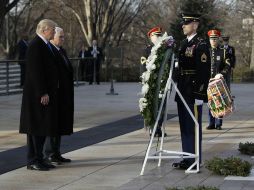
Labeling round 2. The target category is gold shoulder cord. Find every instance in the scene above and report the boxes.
[140,56,147,65]
[224,49,230,66]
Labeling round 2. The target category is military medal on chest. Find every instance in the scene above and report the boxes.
[185,45,195,57]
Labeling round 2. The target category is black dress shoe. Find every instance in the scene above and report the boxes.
[172,160,188,169]
[216,125,222,130]
[172,160,195,170]
[45,157,61,165]
[27,163,49,171]
[50,155,71,163]
[206,125,216,130]
[42,161,56,168]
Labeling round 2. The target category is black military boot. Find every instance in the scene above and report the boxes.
[206,124,216,130]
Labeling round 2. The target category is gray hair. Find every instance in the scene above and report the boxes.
[36,19,57,34]
[54,27,64,35]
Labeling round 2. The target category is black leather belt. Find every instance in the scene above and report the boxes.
[180,69,196,75]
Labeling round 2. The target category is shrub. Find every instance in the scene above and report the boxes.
[239,142,254,156]
[205,156,252,176]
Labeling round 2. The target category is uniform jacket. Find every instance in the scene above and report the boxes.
[223,45,236,68]
[19,35,59,136]
[51,45,74,135]
[210,47,231,78]
[175,35,211,103]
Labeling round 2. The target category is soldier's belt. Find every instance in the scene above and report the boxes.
[180,70,196,75]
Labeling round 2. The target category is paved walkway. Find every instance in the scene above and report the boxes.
[0,82,253,190]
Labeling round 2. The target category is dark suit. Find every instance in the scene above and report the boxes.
[18,39,28,86]
[19,35,59,165]
[45,45,74,158]
[88,46,103,84]
[78,50,90,81]
[175,35,210,165]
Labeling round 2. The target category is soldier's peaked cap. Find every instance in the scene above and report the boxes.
[221,35,230,41]
[147,27,162,38]
[208,29,221,38]
[181,13,201,25]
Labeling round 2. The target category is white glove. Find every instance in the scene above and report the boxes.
[174,61,179,68]
[215,73,223,79]
[195,99,203,106]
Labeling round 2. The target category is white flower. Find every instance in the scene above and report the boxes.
[146,62,156,72]
[140,71,150,84]
[141,83,149,95]
[139,97,147,103]
[147,54,157,64]
[154,40,162,49]
[139,32,174,121]
[139,98,148,112]
[141,71,150,82]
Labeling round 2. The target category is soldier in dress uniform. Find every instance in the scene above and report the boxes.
[222,35,236,90]
[206,30,231,130]
[173,13,210,169]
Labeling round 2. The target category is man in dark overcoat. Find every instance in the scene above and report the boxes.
[44,27,74,163]
[19,19,59,171]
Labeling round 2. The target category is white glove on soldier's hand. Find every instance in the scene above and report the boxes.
[215,73,223,79]
[195,99,203,106]
[174,61,179,68]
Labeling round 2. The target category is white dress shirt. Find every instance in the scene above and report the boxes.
[187,33,197,42]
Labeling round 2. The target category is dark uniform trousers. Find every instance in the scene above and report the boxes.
[208,47,231,127]
[177,101,202,164]
[208,110,222,127]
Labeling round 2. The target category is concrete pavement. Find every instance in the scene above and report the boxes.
[0,82,253,190]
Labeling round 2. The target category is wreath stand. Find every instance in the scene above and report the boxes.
[140,53,200,175]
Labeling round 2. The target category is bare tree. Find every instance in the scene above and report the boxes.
[0,0,20,35]
[0,0,51,58]
[53,0,149,49]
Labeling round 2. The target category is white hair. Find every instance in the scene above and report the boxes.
[55,27,63,35]
[36,19,57,34]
